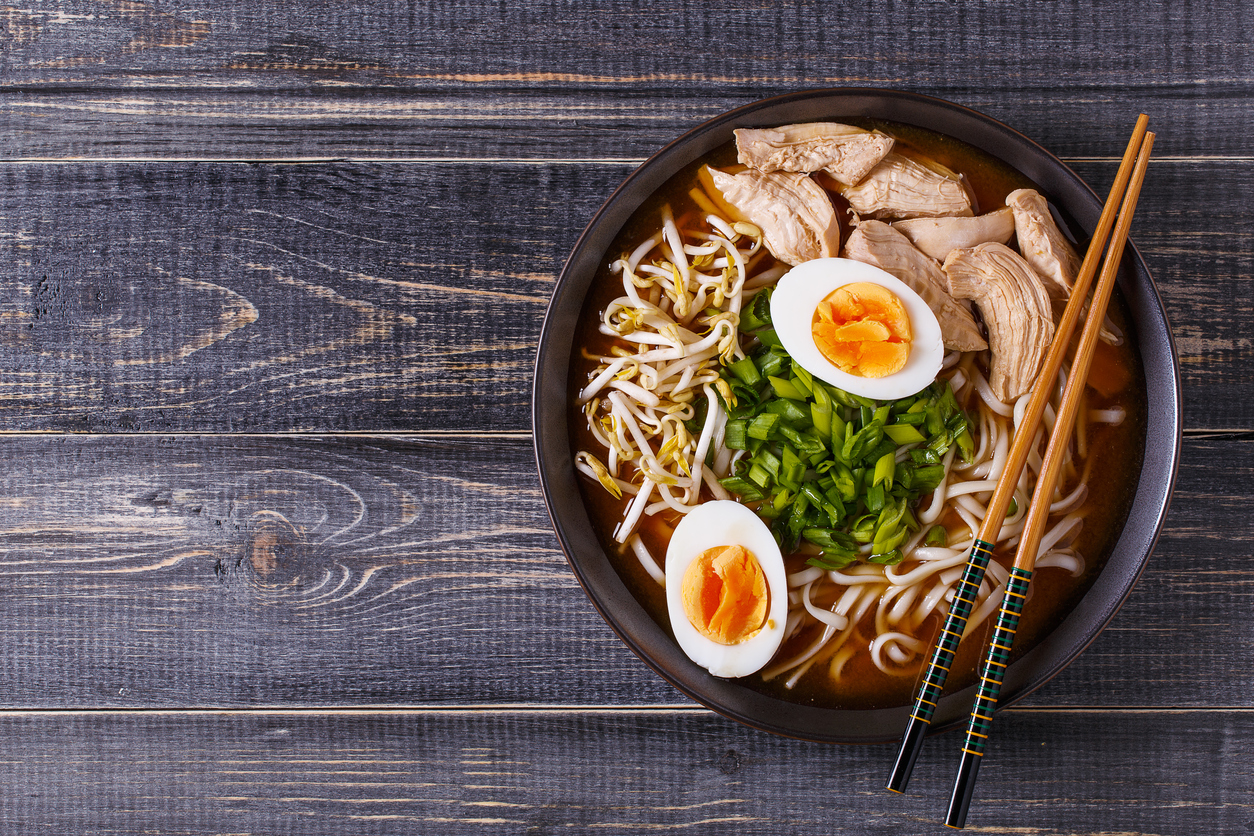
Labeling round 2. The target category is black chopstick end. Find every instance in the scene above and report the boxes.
[945,749,983,829]
[886,715,930,794]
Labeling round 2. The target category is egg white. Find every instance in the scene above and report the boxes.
[665,500,787,678]
[769,257,944,400]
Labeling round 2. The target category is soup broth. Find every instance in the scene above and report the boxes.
[568,120,1147,710]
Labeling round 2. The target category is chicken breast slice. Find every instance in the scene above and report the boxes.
[709,168,841,266]
[944,242,1055,403]
[1007,188,1081,300]
[891,207,1015,262]
[734,122,895,186]
[844,221,987,352]
[841,153,974,220]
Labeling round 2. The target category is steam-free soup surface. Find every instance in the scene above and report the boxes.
[569,119,1147,710]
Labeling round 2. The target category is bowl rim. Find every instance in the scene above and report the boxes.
[533,87,1182,744]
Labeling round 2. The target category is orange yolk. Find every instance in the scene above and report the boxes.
[811,282,912,378]
[680,544,768,645]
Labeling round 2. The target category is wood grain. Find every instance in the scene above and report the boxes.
[0,162,586,432]
[0,159,1239,431]
[0,433,1236,709]
[0,708,1247,834]
[0,0,1247,829]
[0,1,1248,162]
[2,0,1249,99]
[0,90,1242,162]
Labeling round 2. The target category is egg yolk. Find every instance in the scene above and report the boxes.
[680,544,768,645]
[811,282,912,378]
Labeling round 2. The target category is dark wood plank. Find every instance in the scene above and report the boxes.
[20,0,1232,88]
[0,433,1238,709]
[0,708,1248,834]
[0,161,591,432]
[0,1,1246,159]
[0,160,1240,431]
[7,0,1246,85]
[0,89,1239,162]
[0,433,673,707]
[2,1,1242,830]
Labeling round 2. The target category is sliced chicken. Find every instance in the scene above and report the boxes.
[734,122,895,186]
[1007,189,1081,300]
[709,168,841,266]
[1005,189,1121,344]
[891,207,1015,262]
[844,221,987,352]
[841,153,974,220]
[944,243,1054,402]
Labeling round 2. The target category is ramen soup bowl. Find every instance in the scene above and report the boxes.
[533,89,1179,743]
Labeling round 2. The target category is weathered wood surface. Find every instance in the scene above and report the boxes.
[0,709,1249,835]
[0,159,1241,431]
[0,0,1250,162]
[0,0,1248,831]
[0,92,1242,162]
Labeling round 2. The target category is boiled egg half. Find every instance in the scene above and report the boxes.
[770,258,944,400]
[665,500,787,678]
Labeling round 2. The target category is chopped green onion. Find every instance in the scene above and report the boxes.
[806,553,858,571]
[865,482,886,512]
[755,328,783,349]
[747,412,780,441]
[739,291,773,331]
[956,427,974,462]
[811,401,832,438]
[713,352,972,572]
[768,375,807,401]
[754,448,782,478]
[873,450,896,488]
[719,476,764,501]
[832,465,858,503]
[762,397,809,425]
[867,438,897,466]
[867,549,904,565]
[884,423,927,445]
[727,357,761,386]
[792,363,814,390]
[748,462,773,489]
[851,514,877,543]
[912,465,946,492]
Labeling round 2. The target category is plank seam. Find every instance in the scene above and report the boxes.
[0,706,1246,716]
[0,155,1231,165]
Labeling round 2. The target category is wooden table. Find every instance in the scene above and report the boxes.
[1,2,1245,832]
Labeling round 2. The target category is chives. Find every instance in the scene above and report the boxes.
[714,310,971,569]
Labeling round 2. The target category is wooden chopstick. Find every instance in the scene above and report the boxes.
[945,129,1156,830]
[886,114,1152,794]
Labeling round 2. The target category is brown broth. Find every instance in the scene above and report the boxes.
[567,120,1147,711]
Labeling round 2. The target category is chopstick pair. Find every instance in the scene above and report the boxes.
[884,116,1155,826]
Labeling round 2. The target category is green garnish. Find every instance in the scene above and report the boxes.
[716,295,972,570]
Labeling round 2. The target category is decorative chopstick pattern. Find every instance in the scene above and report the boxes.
[959,566,1032,758]
[909,539,994,725]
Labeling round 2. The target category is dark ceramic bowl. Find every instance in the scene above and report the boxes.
[533,89,1180,743]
